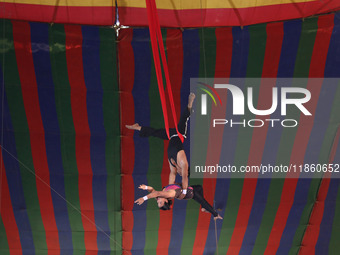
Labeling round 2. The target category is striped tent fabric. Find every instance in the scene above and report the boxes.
[119,13,340,254]
[0,0,340,27]
[1,11,340,255]
[0,20,121,255]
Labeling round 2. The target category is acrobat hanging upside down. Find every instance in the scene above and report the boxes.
[126,93,195,197]
[127,93,222,220]
[135,184,223,220]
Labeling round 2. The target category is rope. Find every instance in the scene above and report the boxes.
[214,218,219,255]
[113,0,116,27]
[145,0,184,142]
[51,0,60,25]
[212,198,220,255]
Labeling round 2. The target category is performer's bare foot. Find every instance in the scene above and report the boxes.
[125,123,141,131]
[214,214,223,220]
[202,208,223,220]
[188,93,195,110]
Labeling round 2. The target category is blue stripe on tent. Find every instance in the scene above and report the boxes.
[240,19,302,254]
[230,27,249,78]
[30,22,74,251]
[180,29,195,163]
[82,26,111,254]
[168,29,200,254]
[130,29,152,254]
[0,66,35,254]
[324,14,340,78]
[204,26,250,255]
[277,20,302,78]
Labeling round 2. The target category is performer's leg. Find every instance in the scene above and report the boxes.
[192,185,218,217]
[191,184,203,196]
[177,93,195,136]
[177,107,191,135]
[139,126,168,140]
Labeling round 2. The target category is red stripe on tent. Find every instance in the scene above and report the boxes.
[12,21,60,254]
[227,24,283,253]
[118,29,135,251]
[121,210,134,252]
[309,14,335,78]
[64,24,98,254]
[296,14,335,255]
[264,83,323,255]
[165,29,183,124]
[191,179,216,254]
[1,151,23,255]
[215,27,233,78]
[262,22,284,78]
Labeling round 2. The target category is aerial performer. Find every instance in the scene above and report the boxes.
[134,184,223,220]
[126,93,196,199]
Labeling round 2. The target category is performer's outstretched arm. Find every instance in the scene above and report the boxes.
[169,164,177,184]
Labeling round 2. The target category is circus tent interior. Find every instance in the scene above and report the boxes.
[1,0,340,254]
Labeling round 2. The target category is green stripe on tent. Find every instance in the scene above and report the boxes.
[0,19,10,255]
[2,19,46,254]
[218,23,267,254]
[0,216,10,255]
[49,24,85,255]
[99,27,122,254]
[293,17,318,78]
[247,23,267,78]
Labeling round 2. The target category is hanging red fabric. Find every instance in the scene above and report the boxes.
[145,0,184,143]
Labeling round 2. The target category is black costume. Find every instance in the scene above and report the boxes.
[139,107,191,168]
[164,184,218,217]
